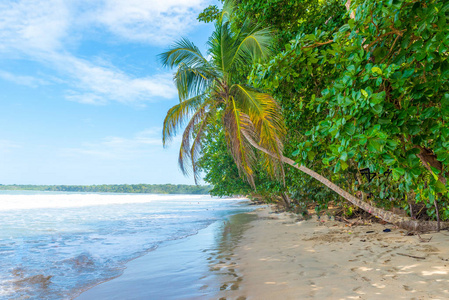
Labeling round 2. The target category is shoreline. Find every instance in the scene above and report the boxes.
[76,211,257,299]
[218,206,449,299]
[76,205,449,299]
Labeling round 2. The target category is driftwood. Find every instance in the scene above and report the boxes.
[341,217,370,227]
[397,253,426,260]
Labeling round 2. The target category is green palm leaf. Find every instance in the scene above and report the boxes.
[174,63,215,101]
[159,38,207,69]
[162,94,206,146]
[161,0,283,186]
[223,100,257,187]
[177,99,217,177]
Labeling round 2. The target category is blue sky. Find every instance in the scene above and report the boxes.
[0,0,216,185]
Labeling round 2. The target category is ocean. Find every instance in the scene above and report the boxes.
[0,191,254,299]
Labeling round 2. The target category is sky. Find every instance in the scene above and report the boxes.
[0,0,216,185]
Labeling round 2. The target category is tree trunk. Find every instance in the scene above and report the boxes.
[416,146,447,185]
[434,198,440,232]
[242,131,449,232]
[281,192,291,209]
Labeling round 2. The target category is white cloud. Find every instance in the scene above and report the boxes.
[94,0,208,44]
[0,0,70,53]
[57,54,177,105]
[0,70,48,87]
[0,0,209,104]
[60,128,165,160]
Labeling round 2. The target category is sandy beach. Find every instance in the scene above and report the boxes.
[76,205,449,299]
[217,207,449,300]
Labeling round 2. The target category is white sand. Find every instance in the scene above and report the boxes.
[217,207,449,300]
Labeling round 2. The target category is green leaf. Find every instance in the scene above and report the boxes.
[347,65,356,73]
[435,148,449,162]
[376,77,382,86]
[421,107,437,119]
[367,139,382,153]
[371,104,383,115]
[358,137,368,145]
[334,161,341,173]
[430,166,441,175]
[307,151,316,161]
[371,67,382,75]
[393,167,405,176]
[442,94,449,106]
[416,51,426,61]
[402,68,414,78]
[361,89,368,98]
[344,123,356,135]
[339,24,350,33]
[386,140,398,150]
[434,181,447,193]
[382,153,396,165]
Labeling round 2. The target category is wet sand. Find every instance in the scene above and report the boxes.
[77,206,449,299]
[218,207,449,300]
[76,213,256,299]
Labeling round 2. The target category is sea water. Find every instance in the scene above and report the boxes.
[0,191,252,299]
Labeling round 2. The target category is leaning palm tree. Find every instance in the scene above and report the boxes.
[160,0,285,187]
[161,0,447,231]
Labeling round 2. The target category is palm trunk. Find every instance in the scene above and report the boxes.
[242,131,448,232]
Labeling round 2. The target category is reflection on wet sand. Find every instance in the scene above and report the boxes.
[203,212,258,300]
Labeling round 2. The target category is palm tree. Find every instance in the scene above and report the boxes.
[160,0,285,187]
[161,0,446,231]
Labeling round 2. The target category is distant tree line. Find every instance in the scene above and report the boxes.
[0,184,212,195]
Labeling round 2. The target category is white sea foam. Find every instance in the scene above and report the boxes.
[0,193,242,211]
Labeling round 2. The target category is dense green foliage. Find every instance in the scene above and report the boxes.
[198,0,346,209]
[197,118,289,205]
[0,184,211,194]
[197,0,449,220]
[250,0,449,218]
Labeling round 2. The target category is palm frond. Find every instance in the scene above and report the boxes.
[174,63,216,101]
[218,0,235,23]
[230,24,273,68]
[177,100,217,177]
[209,5,272,76]
[190,107,217,184]
[160,0,285,186]
[223,97,257,187]
[162,94,206,146]
[159,38,208,69]
[258,116,286,182]
[208,18,235,75]
[231,85,286,181]
[231,84,265,119]
[178,106,206,176]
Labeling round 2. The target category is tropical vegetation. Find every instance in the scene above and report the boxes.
[163,0,449,231]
